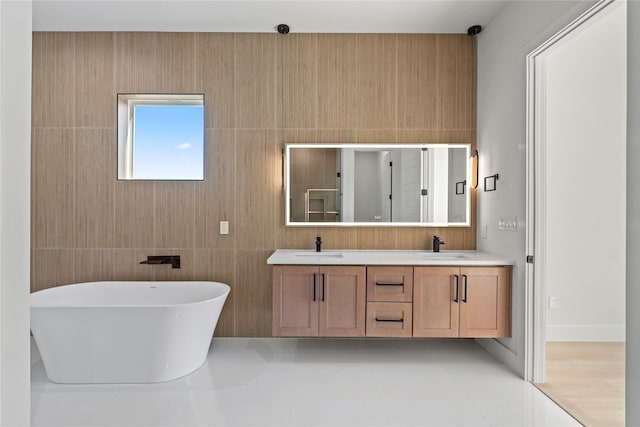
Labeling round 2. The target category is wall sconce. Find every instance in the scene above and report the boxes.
[484,174,499,192]
[281,147,285,188]
[471,149,479,189]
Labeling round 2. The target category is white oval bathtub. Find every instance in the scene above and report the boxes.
[30,281,230,384]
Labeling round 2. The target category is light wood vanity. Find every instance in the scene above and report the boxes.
[272,265,366,337]
[269,250,512,339]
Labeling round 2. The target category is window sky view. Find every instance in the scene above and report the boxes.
[133,104,204,180]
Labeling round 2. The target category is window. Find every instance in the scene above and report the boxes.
[117,94,204,180]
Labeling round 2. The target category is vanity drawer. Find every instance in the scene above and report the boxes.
[367,266,413,302]
[366,302,413,337]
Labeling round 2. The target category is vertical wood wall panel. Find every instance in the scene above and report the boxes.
[195,129,236,249]
[282,34,317,129]
[235,130,279,250]
[74,249,115,283]
[193,250,236,336]
[317,34,359,129]
[356,129,397,143]
[235,34,277,129]
[155,33,196,93]
[437,35,476,130]
[114,32,157,93]
[32,33,75,127]
[31,249,75,292]
[397,34,437,129]
[235,250,272,337]
[113,249,156,281]
[31,31,477,337]
[75,33,115,128]
[31,128,75,248]
[154,182,196,249]
[153,249,196,281]
[75,129,115,248]
[114,181,155,248]
[195,33,236,129]
[357,34,397,130]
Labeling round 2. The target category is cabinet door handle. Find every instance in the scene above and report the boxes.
[453,275,459,303]
[375,318,404,323]
[462,274,468,303]
[313,274,316,302]
[321,273,326,302]
[375,282,404,287]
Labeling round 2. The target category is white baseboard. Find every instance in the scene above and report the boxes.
[546,324,625,342]
[476,338,523,378]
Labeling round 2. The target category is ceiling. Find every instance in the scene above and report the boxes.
[32,0,507,33]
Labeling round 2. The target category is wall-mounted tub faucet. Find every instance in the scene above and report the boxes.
[315,235,322,252]
[432,236,445,253]
[140,255,181,269]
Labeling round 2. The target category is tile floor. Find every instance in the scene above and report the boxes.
[32,338,580,427]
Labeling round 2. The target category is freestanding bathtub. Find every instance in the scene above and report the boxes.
[31,281,230,384]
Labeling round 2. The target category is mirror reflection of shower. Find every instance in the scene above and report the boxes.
[345,149,394,222]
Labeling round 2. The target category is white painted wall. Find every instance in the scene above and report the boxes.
[626,0,640,423]
[0,1,32,424]
[476,0,596,375]
[543,2,626,342]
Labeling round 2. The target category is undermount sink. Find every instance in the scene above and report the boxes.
[422,253,468,261]
[293,252,344,258]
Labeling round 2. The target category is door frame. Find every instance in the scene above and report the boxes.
[525,0,618,382]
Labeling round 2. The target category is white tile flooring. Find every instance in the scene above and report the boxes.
[31,338,580,427]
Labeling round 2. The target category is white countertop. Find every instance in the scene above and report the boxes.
[267,249,514,266]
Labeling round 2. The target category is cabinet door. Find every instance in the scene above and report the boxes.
[319,266,366,337]
[413,266,460,337]
[459,267,511,338]
[272,266,319,337]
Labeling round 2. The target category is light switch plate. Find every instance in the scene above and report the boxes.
[498,216,517,231]
[219,221,229,235]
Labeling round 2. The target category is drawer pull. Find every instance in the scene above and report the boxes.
[375,318,404,323]
[375,282,404,287]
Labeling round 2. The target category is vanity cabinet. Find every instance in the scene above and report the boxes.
[413,266,511,338]
[272,265,366,337]
[269,249,513,340]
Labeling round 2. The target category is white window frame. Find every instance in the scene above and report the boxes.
[116,93,204,180]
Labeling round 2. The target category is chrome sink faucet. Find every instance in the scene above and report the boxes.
[315,235,322,252]
[432,236,445,253]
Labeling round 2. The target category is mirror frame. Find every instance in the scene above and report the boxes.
[285,143,472,227]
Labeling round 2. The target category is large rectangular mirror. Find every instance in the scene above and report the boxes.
[286,144,471,227]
